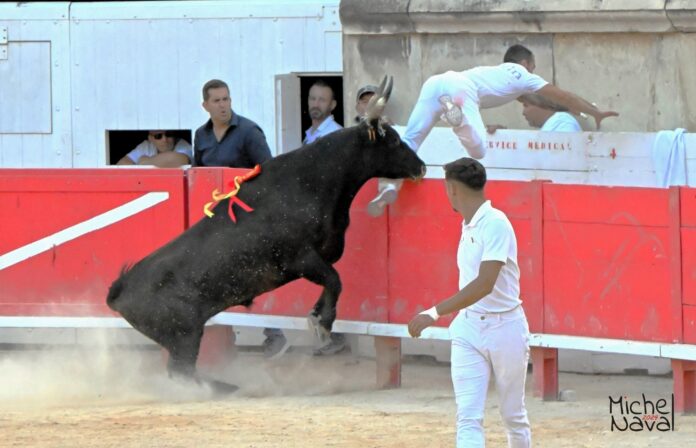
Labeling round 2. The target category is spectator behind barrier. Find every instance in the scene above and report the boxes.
[117,130,192,167]
[303,79,343,145]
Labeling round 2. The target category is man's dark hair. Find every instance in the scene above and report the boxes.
[310,79,335,101]
[444,157,487,191]
[202,79,229,101]
[503,44,534,64]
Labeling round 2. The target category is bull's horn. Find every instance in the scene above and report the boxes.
[382,76,393,103]
[365,75,391,120]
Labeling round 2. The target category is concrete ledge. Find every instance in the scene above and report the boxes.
[340,0,696,34]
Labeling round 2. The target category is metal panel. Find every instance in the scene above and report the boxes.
[0,42,51,133]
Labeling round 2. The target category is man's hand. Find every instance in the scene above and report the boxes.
[408,314,435,338]
[592,110,619,130]
[486,124,506,134]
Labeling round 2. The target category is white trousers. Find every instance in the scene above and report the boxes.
[450,307,531,448]
[401,70,487,159]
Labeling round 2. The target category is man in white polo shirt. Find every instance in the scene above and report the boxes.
[520,93,582,132]
[367,44,619,217]
[408,157,531,448]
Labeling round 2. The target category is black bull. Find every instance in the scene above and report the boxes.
[106,117,426,387]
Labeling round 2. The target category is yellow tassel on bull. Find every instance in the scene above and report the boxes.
[203,164,262,222]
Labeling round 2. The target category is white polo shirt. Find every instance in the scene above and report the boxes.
[453,200,521,315]
[541,112,582,132]
[126,139,192,163]
[303,115,343,145]
[463,62,549,109]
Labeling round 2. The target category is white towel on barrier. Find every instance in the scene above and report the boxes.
[652,128,687,188]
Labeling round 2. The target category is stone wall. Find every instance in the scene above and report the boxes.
[340,0,696,132]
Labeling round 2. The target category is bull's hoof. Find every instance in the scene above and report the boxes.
[307,313,331,349]
[201,377,240,396]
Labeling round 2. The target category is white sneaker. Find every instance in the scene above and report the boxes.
[439,95,463,127]
[367,185,398,217]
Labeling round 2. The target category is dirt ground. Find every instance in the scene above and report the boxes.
[0,345,694,448]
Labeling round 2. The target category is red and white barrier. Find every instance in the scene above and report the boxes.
[1,167,695,411]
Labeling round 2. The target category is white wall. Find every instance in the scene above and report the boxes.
[409,127,695,188]
[0,0,342,167]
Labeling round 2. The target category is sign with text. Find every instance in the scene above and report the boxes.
[398,126,590,171]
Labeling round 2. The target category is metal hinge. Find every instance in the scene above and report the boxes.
[0,26,7,60]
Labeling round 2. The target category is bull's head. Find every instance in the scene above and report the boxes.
[359,75,425,181]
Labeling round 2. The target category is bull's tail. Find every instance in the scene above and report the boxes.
[106,264,131,311]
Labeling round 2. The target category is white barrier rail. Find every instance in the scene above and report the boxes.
[2,313,695,361]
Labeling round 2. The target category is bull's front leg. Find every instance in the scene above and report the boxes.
[296,252,342,348]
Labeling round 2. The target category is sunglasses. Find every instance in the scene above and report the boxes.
[150,132,175,140]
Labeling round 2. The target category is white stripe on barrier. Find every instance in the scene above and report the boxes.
[1,313,694,361]
[0,316,132,328]
[0,192,170,271]
[529,333,662,357]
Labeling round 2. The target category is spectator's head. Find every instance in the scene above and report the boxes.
[504,44,535,73]
[148,130,177,153]
[519,93,567,128]
[308,80,337,123]
[355,84,378,123]
[202,79,232,124]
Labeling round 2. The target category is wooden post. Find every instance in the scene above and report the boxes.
[374,336,401,389]
[531,346,558,401]
[197,325,237,368]
[672,359,696,414]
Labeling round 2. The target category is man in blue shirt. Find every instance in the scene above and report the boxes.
[194,79,272,168]
[303,80,343,145]
[194,79,288,359]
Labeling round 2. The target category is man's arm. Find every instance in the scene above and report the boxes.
[193,130,204,167]
[245,126,273,164]
[408,260,503,337]
[116,155,135,165]
[137,152,190,168]
[536,84,618,129]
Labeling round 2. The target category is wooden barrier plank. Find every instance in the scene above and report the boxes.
[386,180,540,329]
[684,306,696,345]
[543,184,670,226]
[0,169,186,317]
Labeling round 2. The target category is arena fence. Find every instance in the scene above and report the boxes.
[1,167,694,413]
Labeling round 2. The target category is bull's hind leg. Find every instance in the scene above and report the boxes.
[296,253,342,348]
[164,326,239,395]
[164,327,203,379]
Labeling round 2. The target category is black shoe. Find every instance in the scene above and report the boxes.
[313,334,347,356]
[263,334,290,359]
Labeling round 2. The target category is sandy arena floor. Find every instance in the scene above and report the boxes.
[0,345,694,448]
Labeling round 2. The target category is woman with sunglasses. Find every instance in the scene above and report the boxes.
[117,130,193,167]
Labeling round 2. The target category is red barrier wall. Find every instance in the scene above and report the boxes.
[386,180,544,333]
[0,169,186,317]
[542,185,675,342]
[681,188,696,343]
[0,168,694,347]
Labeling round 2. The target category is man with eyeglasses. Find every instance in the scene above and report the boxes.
[117,130,192,167]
